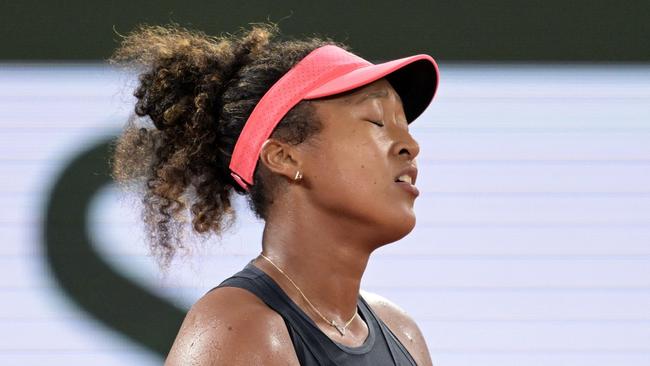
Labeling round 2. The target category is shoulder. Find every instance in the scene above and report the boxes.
[360,289,433,366]
[165,286,300,366]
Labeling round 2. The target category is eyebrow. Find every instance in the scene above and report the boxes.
[354,89,389,104]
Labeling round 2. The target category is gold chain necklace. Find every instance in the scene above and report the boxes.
[259,253,357,336]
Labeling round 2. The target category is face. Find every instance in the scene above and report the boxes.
[300,78,421,245]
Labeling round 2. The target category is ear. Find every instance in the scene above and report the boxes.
[258,138,301,181]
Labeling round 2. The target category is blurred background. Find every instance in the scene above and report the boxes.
[1,1,649,365]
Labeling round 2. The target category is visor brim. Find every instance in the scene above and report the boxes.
[304,54,439,123]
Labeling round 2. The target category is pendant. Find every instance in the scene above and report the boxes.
[331,320,346,336]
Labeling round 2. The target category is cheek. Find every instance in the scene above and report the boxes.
[307,134,416,235]
[316,133,387,197]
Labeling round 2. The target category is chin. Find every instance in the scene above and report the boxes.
[398,213,417,237]
[378,211,416,245]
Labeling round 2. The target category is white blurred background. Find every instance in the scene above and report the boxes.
[1,63,649,366]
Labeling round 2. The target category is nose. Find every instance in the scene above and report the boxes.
[392,129,420,161]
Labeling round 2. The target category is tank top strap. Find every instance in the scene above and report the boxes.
[211,261,337,365]
[357,295,418,366]
[210,261,417,366]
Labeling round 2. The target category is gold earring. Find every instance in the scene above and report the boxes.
[294,170,303,181]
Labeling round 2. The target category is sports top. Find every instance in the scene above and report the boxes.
[210,261,418,365]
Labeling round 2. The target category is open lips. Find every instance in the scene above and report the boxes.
[394,166,418,185]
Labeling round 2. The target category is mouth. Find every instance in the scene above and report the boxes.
[394,166,419,197]
[394,166,418,185]
[394,175,414,184]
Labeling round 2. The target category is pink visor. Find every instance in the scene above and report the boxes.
[229,44,439,191]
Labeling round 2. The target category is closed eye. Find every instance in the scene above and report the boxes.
[366,119,385,127]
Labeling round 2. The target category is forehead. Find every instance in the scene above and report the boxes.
[305,78,408,137]
[340,78,400,104]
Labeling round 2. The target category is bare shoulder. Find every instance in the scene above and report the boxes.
[165,286,299,366]
[360,290,433,366]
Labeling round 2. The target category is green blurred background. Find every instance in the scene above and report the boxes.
[1,0,648,62]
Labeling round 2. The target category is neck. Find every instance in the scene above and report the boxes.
[255,200,378,329]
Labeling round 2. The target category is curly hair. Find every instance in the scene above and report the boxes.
[108,23,348,267]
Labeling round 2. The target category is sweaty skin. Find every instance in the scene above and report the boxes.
[165,78,434,366]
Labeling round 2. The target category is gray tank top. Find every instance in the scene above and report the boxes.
[212,261,418,365]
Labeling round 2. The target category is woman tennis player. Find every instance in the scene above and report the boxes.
[110,23,438,365]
